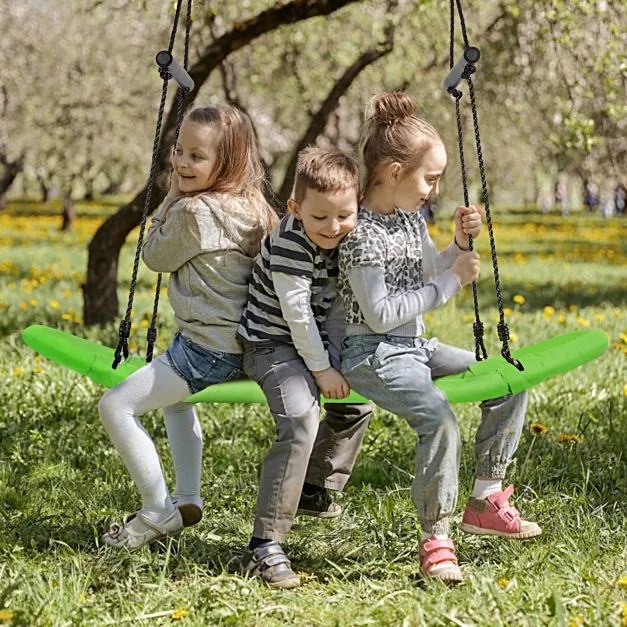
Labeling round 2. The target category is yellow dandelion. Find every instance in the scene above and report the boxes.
[171,608,189,620]
[557,433,583,444]
[575,316,590,327]
[543,306,556,317]
[63,289,73,298]
[509,333,518,343]
[568,617,585,627]
[497,577,509,589]
[12,368,24,377]
[29,298,38,306]
[568,304,577,312]
[620,332,627,344]
[49,300,61,310]
[622,602,627,627]
[557,314,567,324]
[530,422,549,435]
[61,312,74,321]
[503,307,512,316]
[624,384,627,397]
[31,368,42,375]
[618,574,627,588]
[19,303,29,311]
[0,609,14,622]
[513,295,525,305]
[78,593,88,603]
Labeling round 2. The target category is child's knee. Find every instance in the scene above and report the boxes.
[98,389,124,428]
[275,406,319,447]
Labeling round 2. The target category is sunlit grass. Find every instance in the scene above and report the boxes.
[0,201,625,625]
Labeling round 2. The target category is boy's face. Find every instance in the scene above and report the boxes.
[288,187,358,250]
[171,120,219,194]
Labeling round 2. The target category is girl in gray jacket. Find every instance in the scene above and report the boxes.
[99,106,276,549]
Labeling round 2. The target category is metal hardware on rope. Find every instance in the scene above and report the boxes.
[156,51,195,91]
[443,46,480,93]
[113,0,193,369]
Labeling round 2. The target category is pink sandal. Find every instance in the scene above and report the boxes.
[420,536,463,583]
[461,485,542,539]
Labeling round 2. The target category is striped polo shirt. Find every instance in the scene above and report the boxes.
[238,214,338,345]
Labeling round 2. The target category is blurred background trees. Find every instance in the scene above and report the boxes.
[1,0,624,322]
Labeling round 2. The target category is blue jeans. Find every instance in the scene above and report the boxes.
[341,334,528,535]
[165,332,243,394]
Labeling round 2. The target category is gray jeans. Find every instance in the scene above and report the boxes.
[341,335,528,535]
[243,343,372,542]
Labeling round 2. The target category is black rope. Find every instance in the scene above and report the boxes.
[113,0,191,368]
[112,78,171,369]
[447,0,523,371]
[448,0,487,362]
[465,73,523,370]
[145,1,193,363]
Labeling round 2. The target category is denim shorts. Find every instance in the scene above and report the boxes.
[165,332,244,394]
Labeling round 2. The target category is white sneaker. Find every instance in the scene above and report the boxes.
[103,508,183,550]
[171,494,204,527]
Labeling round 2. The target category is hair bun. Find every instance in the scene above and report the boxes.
[370,92,417,125]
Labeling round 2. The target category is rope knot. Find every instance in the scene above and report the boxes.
[448,87,463,101]
[462,64,476,79]
[118,319,131,340]
[497,322,510,343]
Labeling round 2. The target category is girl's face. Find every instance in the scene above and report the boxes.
[171,120,219,194]
[391,142,447,213]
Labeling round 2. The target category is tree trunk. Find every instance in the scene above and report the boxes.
[60,191,75,232]
[0,155,23,209]
[84,0,359,325]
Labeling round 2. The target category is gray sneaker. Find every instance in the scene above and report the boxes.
[241,541,301,589]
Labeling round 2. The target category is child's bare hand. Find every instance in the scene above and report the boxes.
[168,170,182,198]
[454,205,482,248]
[313,367,350,399]
[452,251,480,286]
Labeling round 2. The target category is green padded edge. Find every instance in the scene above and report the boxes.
[22,325,608,405]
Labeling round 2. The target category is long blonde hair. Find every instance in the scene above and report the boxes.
[360,92,442,195]
[185,105,277,240]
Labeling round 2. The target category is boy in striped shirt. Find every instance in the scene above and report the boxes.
[238,147,372,588]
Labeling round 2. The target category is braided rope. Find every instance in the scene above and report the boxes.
[449,0,487,362]
[447,0,523,371]
[465,74,523,370]
[146,3,193,363]
[113,0,191,368]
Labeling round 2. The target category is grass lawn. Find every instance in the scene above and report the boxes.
[0,201,625,626]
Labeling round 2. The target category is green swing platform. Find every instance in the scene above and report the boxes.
[21,324,608,404]
[19,0,610,407]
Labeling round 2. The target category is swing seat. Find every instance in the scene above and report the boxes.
[21,325,608,404]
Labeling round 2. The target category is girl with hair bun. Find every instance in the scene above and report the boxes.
[338,92,540,583]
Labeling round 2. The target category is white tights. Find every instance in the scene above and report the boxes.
[98,355,202,520]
